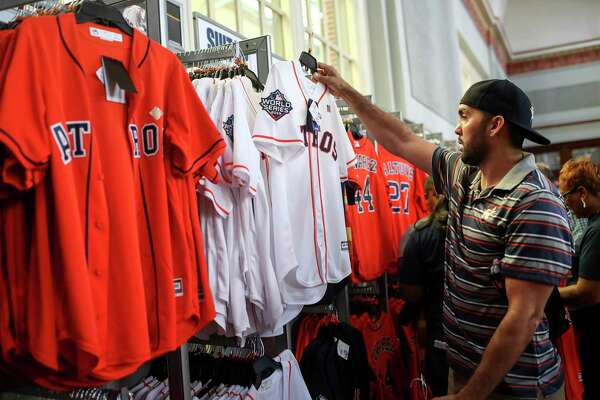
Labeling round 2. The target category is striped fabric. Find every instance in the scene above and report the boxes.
[432,148,573,399]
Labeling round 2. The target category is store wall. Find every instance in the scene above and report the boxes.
[365,0,508,142]
[510,61,600,146]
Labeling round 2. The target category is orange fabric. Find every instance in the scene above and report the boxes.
[346,134,396,281]
[557,325,584,400]
[377,146,428,274]
[351,312,399,382]
[295,314,339,362]
[0,14,223,388]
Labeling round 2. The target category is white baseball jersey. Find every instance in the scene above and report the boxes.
[198,179,232,334]
[253,60,356,304]
[192,77,214,108]
[244,350,311,400]
[231,77,292,332]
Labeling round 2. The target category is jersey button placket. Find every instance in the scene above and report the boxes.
[313,131,326,280]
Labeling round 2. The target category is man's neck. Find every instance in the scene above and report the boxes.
[478,149,524,190]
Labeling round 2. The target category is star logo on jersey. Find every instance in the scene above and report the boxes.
[223,114,234,143]
[149,106,163,120]
[260,89,293,121]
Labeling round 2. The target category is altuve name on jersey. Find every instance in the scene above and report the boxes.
[51,121,160,164]
[382,160,414,179]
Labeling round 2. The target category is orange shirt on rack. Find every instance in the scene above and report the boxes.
[345,134,396,281]
[0,14,224,389]
[377,146,428,273]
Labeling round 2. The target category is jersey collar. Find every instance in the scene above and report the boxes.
[291,60,328,105]
[57,13,151,83]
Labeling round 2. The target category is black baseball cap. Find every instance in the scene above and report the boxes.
[460,79,550,145]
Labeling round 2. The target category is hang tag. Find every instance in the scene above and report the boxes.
[309,100,322,123]
[336,338,350,360]
[101,56,137,104]
[97,66,125,104]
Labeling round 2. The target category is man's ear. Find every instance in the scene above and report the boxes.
[488,115,506,138]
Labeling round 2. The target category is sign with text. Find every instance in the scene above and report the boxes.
[195,15,243,49]
[194,14,258,76]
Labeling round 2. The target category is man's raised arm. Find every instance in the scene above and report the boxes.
[314,62,438,174]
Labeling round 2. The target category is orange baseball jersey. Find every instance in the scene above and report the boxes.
[377,146,428,271]
[0,14,224,387]
[345,134,396,281]
[350,312,400,383]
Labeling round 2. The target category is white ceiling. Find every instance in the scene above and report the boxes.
[484,0,600,59]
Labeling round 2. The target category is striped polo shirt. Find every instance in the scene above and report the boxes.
[432,147,572,399]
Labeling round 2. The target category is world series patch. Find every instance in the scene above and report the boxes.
[260,89,293,121]
[223,114,234,143]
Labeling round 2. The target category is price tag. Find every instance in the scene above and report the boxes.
[337,338,350,360]
[309,100,322,124]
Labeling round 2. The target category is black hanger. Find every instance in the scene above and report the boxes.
[76,1,134,36]
[252,356,282,389]
[240,65,264,91]
[299,51,317,75]
[348,121,363,140]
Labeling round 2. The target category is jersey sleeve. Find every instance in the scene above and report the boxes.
[165,59,225,181]
[499,190,573,286]
[0,26,50,185]
[431,147,466,199]
[330,98,356,180]
[252,61,305,163]
[230,78,261,192]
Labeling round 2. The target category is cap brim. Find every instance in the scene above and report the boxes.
[511,121,551,145]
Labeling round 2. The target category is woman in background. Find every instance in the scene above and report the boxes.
[558,157,600,400]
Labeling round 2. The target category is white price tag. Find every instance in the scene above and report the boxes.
[336,338,350,360]
[309,101,322,123]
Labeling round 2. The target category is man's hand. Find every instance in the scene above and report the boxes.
[313,62,353,99]
[312,62,436,174]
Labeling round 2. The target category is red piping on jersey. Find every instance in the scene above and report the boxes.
[288,360,292,400]
[346,154,358,165]
[216,163,232,184]
[291,62,308,104]
[252,134,304,144]
[201,187,230,216]
[292,61,328,106]
[264,155,273,207]
[317,87,328,104]
[230,164,250,172]
[315,136,329,280]
[306,129,324,283]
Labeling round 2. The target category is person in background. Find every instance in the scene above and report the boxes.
[315,63,572,399]
[424,175,439,214]
[557,157,600,400]
[536,161,589,248]
[397,195,449,397]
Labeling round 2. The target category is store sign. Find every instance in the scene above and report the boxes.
[195,16,243,49]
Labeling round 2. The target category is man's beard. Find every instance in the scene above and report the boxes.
[461,132,489,166]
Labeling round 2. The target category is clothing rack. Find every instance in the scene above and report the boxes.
[177,35,271,85]
[0,0,163,43]
[349,273,389,312]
